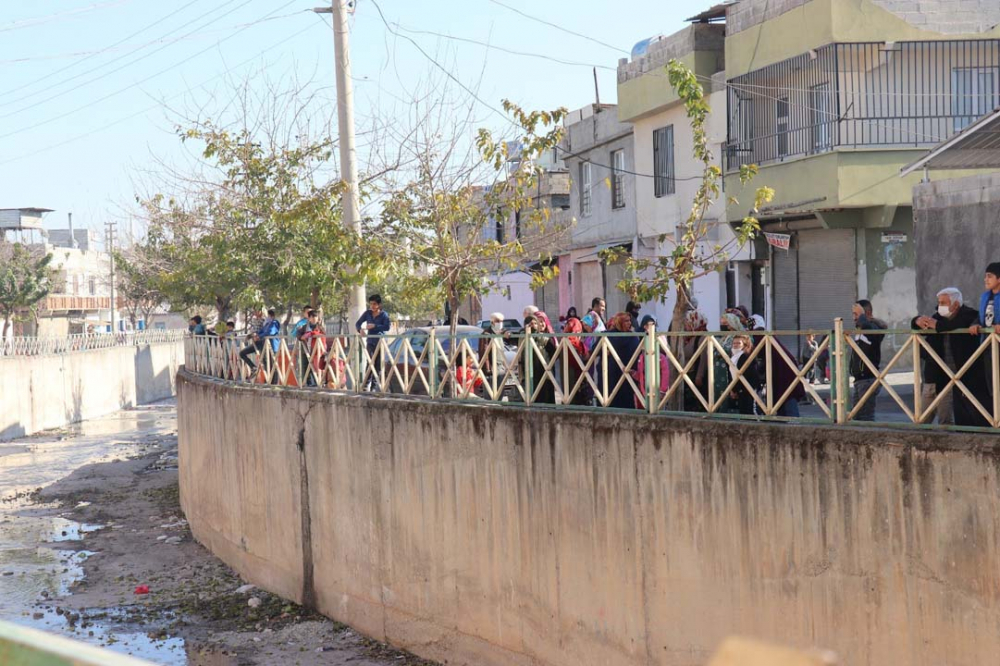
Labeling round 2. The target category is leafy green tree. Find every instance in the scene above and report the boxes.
[377,100,569,337]
[136,122,380,324]
[607,60,774,348]
[0,241,53,338]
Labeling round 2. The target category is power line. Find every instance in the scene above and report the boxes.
[0,21,318,167]
[0,0,204,101]
[485,0,629,55]
[0,1,299,140]
[0,0,133,33]
[368,0,720,183]
[393,24,616,71]
[0,11,308,67]
[0,0,249,115]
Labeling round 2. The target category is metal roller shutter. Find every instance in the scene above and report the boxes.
[771,238,799,354]
[797,228,856,336]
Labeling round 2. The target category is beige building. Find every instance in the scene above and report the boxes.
[617,21,753,327]
[720,0,1000,355]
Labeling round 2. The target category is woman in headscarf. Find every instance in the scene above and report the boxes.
[729,334,763,415]
[605,312,641,409]
[522,314,557,404]
[633,314,671,410]
[682,308,710,412]
[561,316,591,405]
[711,312,747,413]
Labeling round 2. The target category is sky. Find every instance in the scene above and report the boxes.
[0,0,695,243]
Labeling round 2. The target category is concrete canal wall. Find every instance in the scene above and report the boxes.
[178,369,1000,666]
[0,340,184,441]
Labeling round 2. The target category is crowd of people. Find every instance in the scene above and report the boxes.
[185,262,1000,428]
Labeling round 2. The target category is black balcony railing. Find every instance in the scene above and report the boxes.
[725,40,1000,169]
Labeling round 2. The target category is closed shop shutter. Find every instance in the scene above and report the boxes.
[798,228,856,335]
[603,259,628,316]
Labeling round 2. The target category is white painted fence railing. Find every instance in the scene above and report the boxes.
[1,330,186,356]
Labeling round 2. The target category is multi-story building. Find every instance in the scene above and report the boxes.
[559,103,636,319]
[1,208,126,337]
[616,20,751,327]
[721,0,1000,355]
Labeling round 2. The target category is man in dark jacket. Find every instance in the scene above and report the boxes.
[849,300,885,421]
[356,294,391,391]
[914,288,989,427]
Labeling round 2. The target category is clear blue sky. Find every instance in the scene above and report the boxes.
[0,0,694,240]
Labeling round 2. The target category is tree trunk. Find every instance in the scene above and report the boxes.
[1,313,9,340]
[667,284,691,411]
[215,296,232,323]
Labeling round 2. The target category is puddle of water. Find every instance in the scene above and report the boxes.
[0,402,177,501]
[17,606,188,665]
[0,402,201,665]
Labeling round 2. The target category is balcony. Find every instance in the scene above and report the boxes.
[725,40,1000,170]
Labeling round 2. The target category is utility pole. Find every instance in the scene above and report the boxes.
[105,221,117,334]
[315,0,365,325]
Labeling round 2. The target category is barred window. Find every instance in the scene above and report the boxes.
[776,98,789,157]
[611,150,625,210]
[580,162,592,217]
[653,125,675,197]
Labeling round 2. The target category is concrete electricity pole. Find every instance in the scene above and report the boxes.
[315,0,366,325]
[105,221,117,334]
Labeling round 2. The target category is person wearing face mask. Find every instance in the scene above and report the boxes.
[478,312,510,379]
[728,335,762,416]
[912,287,988,427]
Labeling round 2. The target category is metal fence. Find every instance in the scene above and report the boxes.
[184,322,1000,432]
[1,330,187,357]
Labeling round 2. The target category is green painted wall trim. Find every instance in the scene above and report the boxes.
[726,0,1000,78]
[723,149,993,221]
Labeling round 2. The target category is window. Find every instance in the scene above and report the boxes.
[580,162,592,217]
[653,126,675,197]
[737,97,755,161]
[810,83,833,152]
[953,67,998,131]
[611,150,625,210]
[493,207,505,244]
[72,275,79,295]
[88,277,96,296]
[776,97,789,157]
[514,210,522,239]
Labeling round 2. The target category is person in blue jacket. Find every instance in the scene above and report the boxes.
[356,295,391,390]
[970,263,1000,405]
[239,308,279,378]
[970,263,1000,336]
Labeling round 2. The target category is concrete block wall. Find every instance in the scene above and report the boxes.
[0,339,184,441]
[179,371,1000,666]
[728,0,1000,34]
[913,173,1000,312]
[617,24,725,84]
